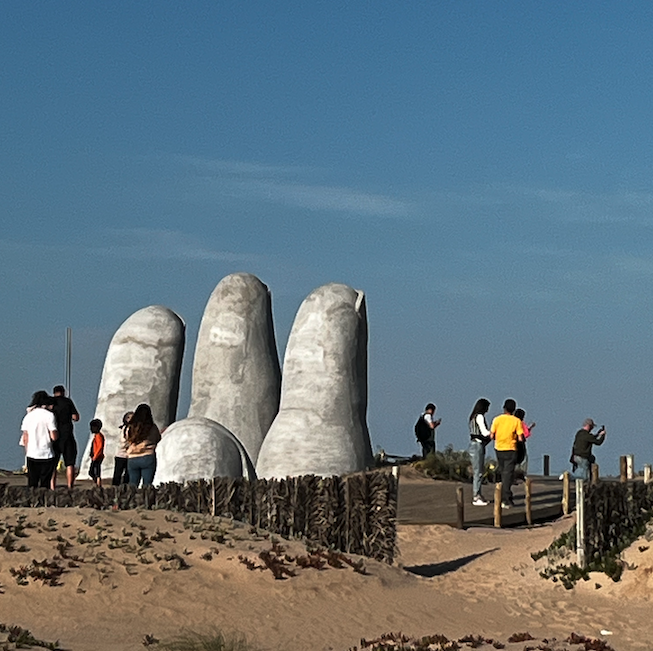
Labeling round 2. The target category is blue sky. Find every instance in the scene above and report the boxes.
[2,2,652,474]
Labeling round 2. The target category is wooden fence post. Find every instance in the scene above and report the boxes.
[525,477,533,526]
[494,483,502,528]
[626,455,634,480]
[591,464,599,484]
[576,478,586,568]
[620,456,627,483]
[543,455,550,477]
[456,486,464,529]
[644,464,652,484]
[562,472,570,515]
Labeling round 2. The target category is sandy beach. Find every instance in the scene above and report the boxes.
[0,505,650,651]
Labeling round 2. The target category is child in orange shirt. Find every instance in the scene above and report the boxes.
[88,419,105,487]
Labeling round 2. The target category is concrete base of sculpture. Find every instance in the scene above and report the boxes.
[189,273,281,465]
[256,283,372,478]
[82,305,185,478]
[155,417,256,485]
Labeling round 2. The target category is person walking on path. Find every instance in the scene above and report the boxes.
[126,404,161,487]
[50,385,79,489]
[468,398,492,506]
[20,391,58,488]
[514,408,536,478]
[490,398,524,509]
[112,411,133,486]
[415,403,441,458]
[571,418,606,481]
[88,419,105,487]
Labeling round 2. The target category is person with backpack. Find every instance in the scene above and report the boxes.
[415,403,441,458]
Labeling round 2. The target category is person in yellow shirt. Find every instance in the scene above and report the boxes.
[490,398,524,509]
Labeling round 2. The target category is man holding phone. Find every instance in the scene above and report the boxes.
[415,403,441,458]
[571,418,606,481]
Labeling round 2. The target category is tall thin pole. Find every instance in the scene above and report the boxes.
[64,327,72,395]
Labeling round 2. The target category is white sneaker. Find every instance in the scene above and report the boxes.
[472,496,489,506]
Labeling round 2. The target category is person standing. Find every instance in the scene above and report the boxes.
[88,419,105,487]
[50,385,79,489]
[112,411,133,486]
[468,398,492,506]
[514,408,536,478]
[126,404,161,487]
[414,403,441,458]
[490,398,524,509]
[571,418,606,481]
[20,391,58,488]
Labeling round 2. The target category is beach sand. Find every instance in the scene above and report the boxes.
[0,506,650,650]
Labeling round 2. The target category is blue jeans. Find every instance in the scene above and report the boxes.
[128,454,157,487]
[468,439,486,497]
[572,455,590,481]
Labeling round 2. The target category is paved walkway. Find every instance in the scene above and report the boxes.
[397,466,575,527]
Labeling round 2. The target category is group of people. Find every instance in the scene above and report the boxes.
[416,397,607,510]
[19,387,161,489]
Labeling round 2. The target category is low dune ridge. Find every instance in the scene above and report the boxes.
[0,507,650,650]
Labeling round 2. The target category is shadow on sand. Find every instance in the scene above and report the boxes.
[403,548,499,577]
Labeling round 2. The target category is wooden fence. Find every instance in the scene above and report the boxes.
[0,471,398,563]
[583,480,653,564]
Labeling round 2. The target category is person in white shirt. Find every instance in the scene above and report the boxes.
[20,391,58,488]
[468,398,492,506]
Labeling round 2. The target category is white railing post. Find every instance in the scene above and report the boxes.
[576,478,586,568]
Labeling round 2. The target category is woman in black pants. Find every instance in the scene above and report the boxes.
[112,411,133,485]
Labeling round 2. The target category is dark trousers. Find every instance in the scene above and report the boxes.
[27,457,55,489]
[420,439,435,459]
[496,450,517,504]
[112,457,130,485]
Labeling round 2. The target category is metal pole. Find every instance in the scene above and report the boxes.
[64,327,72,395]
[543,455,550,477]
[576,478,586,568]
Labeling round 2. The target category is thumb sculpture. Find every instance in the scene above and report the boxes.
[82,305,185,478]
[154,416,256,485]
[188,273,281,465]
[256,283,373,479]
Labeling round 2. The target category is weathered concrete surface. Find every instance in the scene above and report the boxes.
[155,417,256,484]
[82,305,185,478]
[188,273,281,465]
[256,283,373,478]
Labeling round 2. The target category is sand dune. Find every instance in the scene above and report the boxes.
[0,507,649,650]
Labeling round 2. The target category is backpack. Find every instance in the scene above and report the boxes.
[414,415,431,443]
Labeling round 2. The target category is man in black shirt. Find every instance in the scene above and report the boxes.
[571,418,606,481]
[51,385,80,489]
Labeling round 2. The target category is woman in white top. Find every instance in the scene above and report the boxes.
[111,411,133,485]
[20,390,58,488]
[468,398,492,506]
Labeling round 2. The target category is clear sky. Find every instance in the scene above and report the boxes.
[2,2,652,474]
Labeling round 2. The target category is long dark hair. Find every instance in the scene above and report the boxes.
[126,404,154,445]
[29,390,51,408]
[469,398,490,422]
